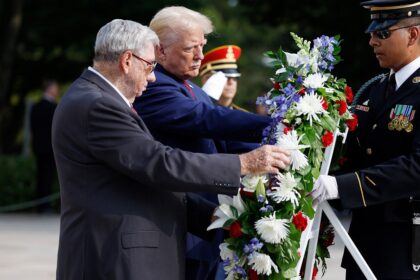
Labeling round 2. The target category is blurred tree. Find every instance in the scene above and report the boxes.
[0,0,384,153]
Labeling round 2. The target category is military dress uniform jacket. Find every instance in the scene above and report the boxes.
[52,69,242,280]
[336,68,420,278]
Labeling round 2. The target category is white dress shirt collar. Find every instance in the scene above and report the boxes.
[392,56,420,90]
[88,66,131,108]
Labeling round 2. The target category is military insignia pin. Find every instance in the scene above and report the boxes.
[413,77,420,84]
[388,104,415,132]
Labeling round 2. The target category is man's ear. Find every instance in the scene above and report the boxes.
[119,51,132,74]
[408,26,420,46]
[157,45,166,61]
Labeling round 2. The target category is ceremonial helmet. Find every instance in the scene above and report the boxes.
[361,0,420,32]
[199,45,241,78]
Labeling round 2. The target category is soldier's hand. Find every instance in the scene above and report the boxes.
[239,145,291,175]
[310,175,339,206]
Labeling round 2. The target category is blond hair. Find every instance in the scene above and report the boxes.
[150,6,213,45]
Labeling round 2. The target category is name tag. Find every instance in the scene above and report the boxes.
[356,105,369,112]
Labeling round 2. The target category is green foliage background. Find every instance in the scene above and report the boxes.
[0,0,381,206]
[0,0,382,154]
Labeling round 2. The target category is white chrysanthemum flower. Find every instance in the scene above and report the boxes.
[303,73,328,89]
[241,175,268,193]
[219,243,234,261]
[269,172,301,207]
[255,213,289,244]
[275,130,309,171]
[295,92,327,126]
[247,252,279,276]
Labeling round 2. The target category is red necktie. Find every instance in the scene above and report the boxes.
[131,105,137,114]
[183,81,196,100]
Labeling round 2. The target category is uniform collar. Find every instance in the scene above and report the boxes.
[392,56,420,90]
[88,66,131,108]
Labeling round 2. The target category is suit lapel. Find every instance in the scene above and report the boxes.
[80,69,152,136]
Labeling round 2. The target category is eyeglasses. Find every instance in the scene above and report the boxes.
[131,53,157,73]
[370,25,418,40]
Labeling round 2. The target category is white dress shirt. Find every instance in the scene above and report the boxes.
[88,66,131,108]
[392,56,420,90]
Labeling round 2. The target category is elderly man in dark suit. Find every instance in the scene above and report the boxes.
[312,1,420,279]
[133,7,273,279]
[52,19,290,280]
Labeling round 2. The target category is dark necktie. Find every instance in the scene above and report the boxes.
[386,73,396,98]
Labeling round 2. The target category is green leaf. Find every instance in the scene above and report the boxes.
[230,205,239,218]
[282,267,298,278]
[311,167,320,179]
[223,218,236,228]
[301,198,315,219]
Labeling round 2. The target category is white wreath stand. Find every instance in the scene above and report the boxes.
[294,126,377,280]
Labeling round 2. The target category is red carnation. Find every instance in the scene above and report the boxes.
[248,269,259,280]
[240,187,255,199]
[273,82,281,90]
[300,265,318,280]
[322,98,328,110]
[338,156,348,166]
[321,131,334,147]
[323,230,335,247]
[229,221,242,238]
[283,126,292,135]
[337,100,347,116]
[347,113,358,131]
[312,266,318,280]
[345,85,354,104]
[298,86,306,95]
[292,212,308,231]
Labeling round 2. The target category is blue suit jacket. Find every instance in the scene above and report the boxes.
[134,64,270,155]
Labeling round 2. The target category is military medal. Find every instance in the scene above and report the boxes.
[388,104,415,132]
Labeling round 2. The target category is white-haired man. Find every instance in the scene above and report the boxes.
[133,7,274,279]
[53,19,290,280]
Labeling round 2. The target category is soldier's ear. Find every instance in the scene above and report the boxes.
[408,26,420,47]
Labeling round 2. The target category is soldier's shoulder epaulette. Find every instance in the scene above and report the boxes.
[351,73,387,111]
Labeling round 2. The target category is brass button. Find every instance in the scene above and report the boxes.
[366,148,372,155]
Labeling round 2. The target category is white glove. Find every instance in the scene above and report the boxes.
[311,175,339,205]
[202,72,227,100]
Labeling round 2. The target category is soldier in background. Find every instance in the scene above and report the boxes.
[199,45,246,111]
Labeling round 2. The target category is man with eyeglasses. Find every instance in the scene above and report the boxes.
[52,19,292,280]
[310,0,420,279]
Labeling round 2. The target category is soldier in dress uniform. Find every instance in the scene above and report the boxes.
[311,0,420,279]
[199,45,246,111]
